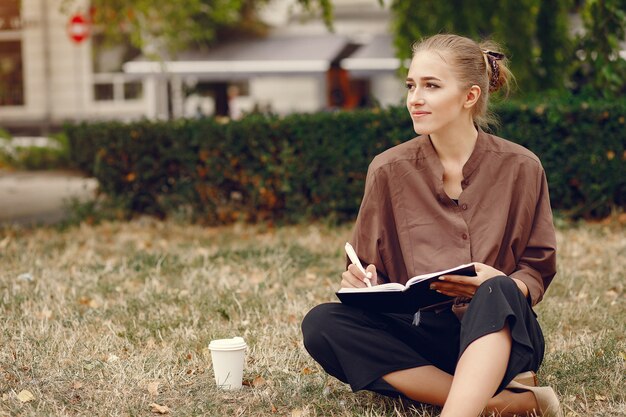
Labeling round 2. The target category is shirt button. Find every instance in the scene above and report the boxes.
[462,203,468,210]
[462,233,468,240]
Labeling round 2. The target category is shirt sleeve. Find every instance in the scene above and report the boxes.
[509,168,557,306]
[349,165,391,283]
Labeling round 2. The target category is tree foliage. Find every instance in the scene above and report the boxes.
[389,0,573,93]
[61,0,333,55]
[389,0,626,97]
[569,0,626,97]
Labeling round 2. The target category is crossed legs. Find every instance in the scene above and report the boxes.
[302,278,545,416]
[383,324,539,416]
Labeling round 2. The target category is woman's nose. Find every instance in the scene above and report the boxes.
[409,88,424,106]
[408,92,424,106]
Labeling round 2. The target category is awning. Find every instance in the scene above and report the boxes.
[340,35,402,75]
[123,35,350,79]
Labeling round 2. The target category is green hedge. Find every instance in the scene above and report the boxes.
[65,98,625,223]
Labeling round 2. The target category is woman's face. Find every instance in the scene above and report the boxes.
[406,50,470,135]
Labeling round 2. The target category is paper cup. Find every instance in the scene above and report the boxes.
[208,337,247,390]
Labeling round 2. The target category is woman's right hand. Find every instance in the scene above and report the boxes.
[341,264,379,288]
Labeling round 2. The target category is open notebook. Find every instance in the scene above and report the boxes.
[336,263,476,313]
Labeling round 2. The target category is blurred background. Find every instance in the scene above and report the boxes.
[0,0,624,225]
[0,0,624,135]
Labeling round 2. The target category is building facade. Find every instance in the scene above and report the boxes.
[0,0,404,134]
[0,0,150,134]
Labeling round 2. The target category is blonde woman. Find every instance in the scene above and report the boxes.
[302,34,561,417]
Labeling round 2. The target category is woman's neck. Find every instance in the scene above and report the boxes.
[429,121,479,165]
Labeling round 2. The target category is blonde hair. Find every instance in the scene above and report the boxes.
[412,34,514,130]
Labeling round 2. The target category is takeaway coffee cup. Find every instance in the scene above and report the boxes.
[208,336,247,390]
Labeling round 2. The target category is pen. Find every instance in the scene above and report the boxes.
[344,242,372,287]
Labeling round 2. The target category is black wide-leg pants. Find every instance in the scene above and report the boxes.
[301,276,545,398]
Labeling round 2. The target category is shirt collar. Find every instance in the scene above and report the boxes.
[420,127,488,182]
[462,127,488,180]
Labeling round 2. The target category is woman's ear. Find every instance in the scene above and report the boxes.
[464,85,481,109]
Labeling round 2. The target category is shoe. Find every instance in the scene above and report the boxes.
[513,370,538,387]
[506,380,563,417]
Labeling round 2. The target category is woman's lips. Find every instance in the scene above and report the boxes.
[411,111,431,118]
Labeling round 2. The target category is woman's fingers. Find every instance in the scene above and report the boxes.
[430,281,476,298]
[430,263,506,298]
[365,264,378,286]
[341,265,367,288]
[341,264,378,288]
[473,262,505,281]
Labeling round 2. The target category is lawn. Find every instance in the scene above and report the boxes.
[0,219,624,416]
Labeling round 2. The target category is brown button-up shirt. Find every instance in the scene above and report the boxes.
[350,129,557,306]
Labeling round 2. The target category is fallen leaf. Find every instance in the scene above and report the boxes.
[72,381,83,390]
[252,375,266,387]
[301,367,314,375]
[0,236,10,249]
[107,354,119,363]
[270,403,278,413]
[78,296,99,308]
[595,394,607,401]
[291,407,310,417]
[36,309,53,320]
[17,390,35,403]
[147,381,160,396]
[149,403,170,414]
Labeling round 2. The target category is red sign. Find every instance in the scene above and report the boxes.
[67,13,89,44]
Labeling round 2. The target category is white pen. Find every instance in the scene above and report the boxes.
[344,242,372,287]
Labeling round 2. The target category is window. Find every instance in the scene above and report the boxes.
[94,83,114,101]
[124,82,143,100]
[0,41,23,106]
[0,0,23,106]
[91,33,143,102]
[0,0,21,31]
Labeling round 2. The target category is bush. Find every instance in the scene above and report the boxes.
[64,97,625,223]
[497,98,625,218]
[0,133,70,170]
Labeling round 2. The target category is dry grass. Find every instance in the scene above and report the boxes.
[0,218,624,416]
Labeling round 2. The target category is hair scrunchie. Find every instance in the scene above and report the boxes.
[482,50,504,92]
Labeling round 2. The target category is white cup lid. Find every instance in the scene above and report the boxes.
[209,336,247,351]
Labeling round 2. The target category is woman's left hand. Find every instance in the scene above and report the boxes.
[429,262,505,298]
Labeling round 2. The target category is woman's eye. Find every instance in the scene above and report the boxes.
[405,83,415,90]
[425,83,439,89]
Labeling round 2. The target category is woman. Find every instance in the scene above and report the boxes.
[301,34,561,417]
